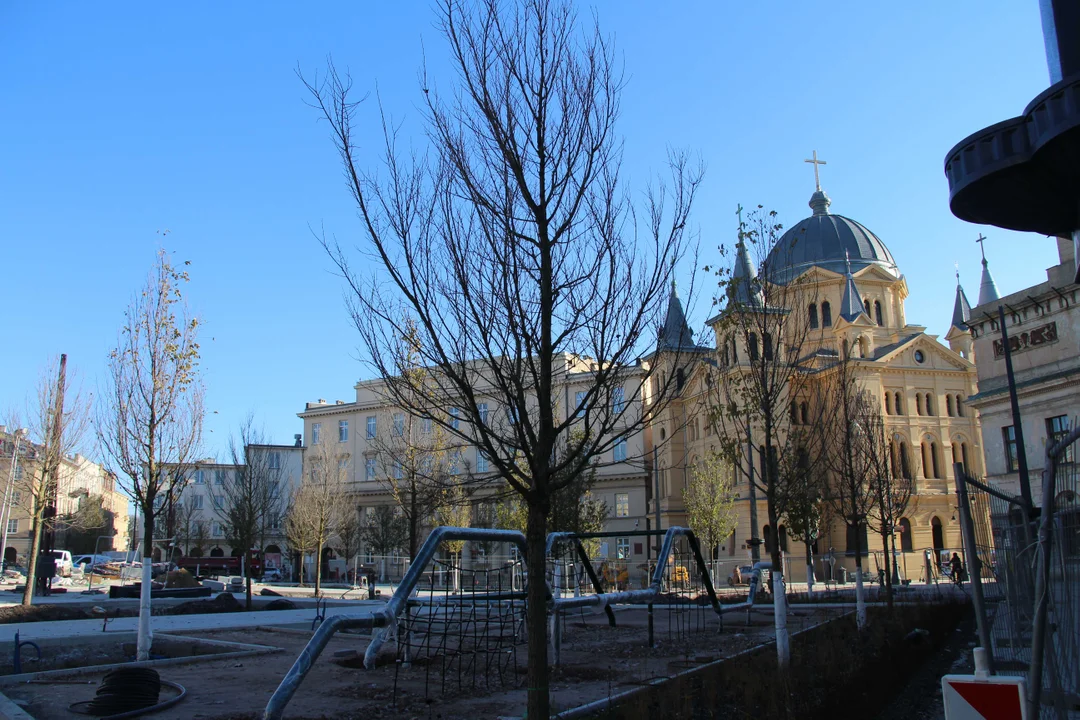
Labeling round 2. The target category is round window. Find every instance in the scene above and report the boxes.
[914,350,925,364]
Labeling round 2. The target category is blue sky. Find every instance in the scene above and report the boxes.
[0,1,1055,457]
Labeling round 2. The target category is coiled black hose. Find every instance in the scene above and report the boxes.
[69,668,187,719]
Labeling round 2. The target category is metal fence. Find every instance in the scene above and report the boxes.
[956,427,1080,719]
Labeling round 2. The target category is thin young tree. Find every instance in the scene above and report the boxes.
[217,420,286,610]
[289,440,348,596]
[360,505,407,580]
[782,460,829,594]
[98,249,204,660]
[171,496,201,558]
[865,414,916,609]
[335,502,363,583]
[306,2,700,710]
[15,356,90,606]
[684,452,738,582]
[817,355,879,629]
[706,206,820,667]
[435,483,472,591]
[283,484,317,586]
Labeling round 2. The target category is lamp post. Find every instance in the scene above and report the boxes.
[1,428,29,570]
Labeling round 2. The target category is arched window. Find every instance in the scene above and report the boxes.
[885,393,893,415]
[842,339,849,359]
[916,394,923,416]
[748,333,759,360]
[778,525,789,553]
[730,335,738,363]
[809,303,819,329]
[961,442,970,472]
[874,301,883,326]
[899,518,913,552]
[822,301,832,327]
[864,299,871,316]
[925,393,934,416]
[858,336,868,358]
[791,401,800,425]
[931,442,941,478]
[931,517,944,559]
[763,332,773,360]
[951,442,961,466]
[895,392,904,415]
[800,402,808,425]
[763,524,774,555]
[956,395,965,417]
[946,395,954,417]
[921,442,932,479]
[900,442,912,479]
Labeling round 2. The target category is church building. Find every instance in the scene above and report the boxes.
[647,169,982,583]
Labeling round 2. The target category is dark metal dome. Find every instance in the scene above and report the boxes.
[765,190,899,284]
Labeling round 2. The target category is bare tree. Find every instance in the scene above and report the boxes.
[782,461,830,593]
[817,356,880,629]
[287,440,348,596]
[369,398,453,561]
[217,419,287,610]
[305,1,700,710]
[283,484,317,586]
[14,356,90,606]
[361,506,406,557]
[684,452,738,580]
[706,206,821,667]
[98,248,204,660]
[335,502,363,581]
[436,484,472,590]
[171,497,201,558]
[865,414,916,609]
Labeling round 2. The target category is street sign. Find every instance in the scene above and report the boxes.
[942,674,1027,720]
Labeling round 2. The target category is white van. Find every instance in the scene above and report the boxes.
[49,550,73,577]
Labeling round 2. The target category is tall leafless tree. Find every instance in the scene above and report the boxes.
[865,413,916,610]
[706,206,822,667]
[817,355,880,629]
[98,248,204,660]
[304,2,700,713]
[216,419,287,609]
[286,440,348,596]
[12,356,90,606]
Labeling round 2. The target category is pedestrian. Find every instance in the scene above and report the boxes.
[949,552,963,584]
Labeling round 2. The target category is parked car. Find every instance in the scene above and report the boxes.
[261,567,284,582]
[73,554,113,571]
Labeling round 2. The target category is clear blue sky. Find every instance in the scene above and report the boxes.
[0,1,1055,458]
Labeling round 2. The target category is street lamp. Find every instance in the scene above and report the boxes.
[1,428,29,571]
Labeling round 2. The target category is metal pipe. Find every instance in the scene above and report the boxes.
[953,462,994,674]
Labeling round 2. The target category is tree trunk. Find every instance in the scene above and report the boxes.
[766,505,790,668]
[805,542,814,594]
[138,509,155,660]
[314,540,324,598]
[853,522,867,630]
[245,548,253,611]
[21,512,42,606]
[525,500,549,720]
[880,526,893,610]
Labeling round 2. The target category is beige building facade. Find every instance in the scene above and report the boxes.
[648,187,980,582]
[965,237,1080,505]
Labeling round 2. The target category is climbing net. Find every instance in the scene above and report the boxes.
[392,555,528,701]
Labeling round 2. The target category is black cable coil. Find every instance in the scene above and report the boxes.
[69,667,180,718]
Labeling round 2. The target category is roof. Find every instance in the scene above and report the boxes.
[765,190,899,284]
[978,256,1001,306]
[951,280,972,331]
[838,252,866,323]
[728,241,764,310]
[657,282,711,353]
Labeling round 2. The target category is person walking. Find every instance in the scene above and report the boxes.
[949,552,964,586]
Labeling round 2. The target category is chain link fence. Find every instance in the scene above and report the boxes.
[957,427,1080,719]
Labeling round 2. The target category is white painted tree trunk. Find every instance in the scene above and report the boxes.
[806,563,815,594]
[136,559,153,661]
[773,571,790,668]
[855,571,867,629]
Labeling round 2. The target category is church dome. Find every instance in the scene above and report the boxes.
[765,190,899,284]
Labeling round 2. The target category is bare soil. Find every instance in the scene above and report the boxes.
[1,605,846,720]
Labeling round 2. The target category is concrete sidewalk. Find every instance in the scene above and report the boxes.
[1,600,386,641]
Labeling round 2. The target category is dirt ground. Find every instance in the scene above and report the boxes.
[1,605,847,720]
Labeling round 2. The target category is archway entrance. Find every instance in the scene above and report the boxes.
[931,517,944,564]
[4,547,16,566]
[210,547,224,558]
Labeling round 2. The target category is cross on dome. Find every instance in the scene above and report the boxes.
[804,150,827,191]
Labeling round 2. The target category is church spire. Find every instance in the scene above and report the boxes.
[657,279,698,351]
[976,233,1001,306]
[951,268,972,331]
[838,250,866,322]
[729,237,764,310]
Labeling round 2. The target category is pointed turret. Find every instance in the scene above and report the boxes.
[838,251,866,322]
[951,272,972,331]
[657,280,699,351]
[729,239,764,310]
[977,237,1001,306]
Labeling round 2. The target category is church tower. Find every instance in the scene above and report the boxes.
[946,271,974,361]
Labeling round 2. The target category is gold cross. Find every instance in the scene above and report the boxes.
[804,150,827,191]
